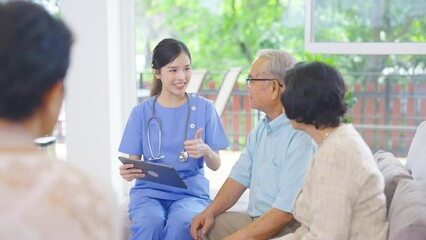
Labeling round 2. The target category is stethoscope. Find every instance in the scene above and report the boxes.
[146,93,190,162]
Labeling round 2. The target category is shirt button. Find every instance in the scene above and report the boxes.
[191,93,196,97]
[190,124,195,128]
[191,106,196,111]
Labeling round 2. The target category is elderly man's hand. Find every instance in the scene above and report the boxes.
[190,210,215,240]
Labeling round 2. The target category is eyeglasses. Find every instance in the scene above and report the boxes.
[245,76,283,89]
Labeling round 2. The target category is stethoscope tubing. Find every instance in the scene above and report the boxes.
[146,93,190,162]
[147,115,164,160]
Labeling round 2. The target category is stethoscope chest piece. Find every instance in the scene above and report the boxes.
[148,93,191,163]
[179,151,189,162]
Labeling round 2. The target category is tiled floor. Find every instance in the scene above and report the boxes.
[206,150,250,211]
[205,150,241,190]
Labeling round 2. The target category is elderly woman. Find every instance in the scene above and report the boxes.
[278,62,388,240]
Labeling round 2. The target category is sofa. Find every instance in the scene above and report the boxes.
[120,122,426,239]
[373,121,426,240]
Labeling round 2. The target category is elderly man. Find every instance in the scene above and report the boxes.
[190,49,316,240]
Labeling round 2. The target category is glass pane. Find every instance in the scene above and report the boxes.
[29,0,65,158]
[31,0,60,15]
[314,0,426,43]
[318,54,426,157]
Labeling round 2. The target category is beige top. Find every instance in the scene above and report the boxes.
[0,151,119,239]
[278,124,388,240]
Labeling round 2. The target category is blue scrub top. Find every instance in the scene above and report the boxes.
[119,93,229,200]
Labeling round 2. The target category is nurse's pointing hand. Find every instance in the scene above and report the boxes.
[184,128,212,159]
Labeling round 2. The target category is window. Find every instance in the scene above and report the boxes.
[305,0,426,54]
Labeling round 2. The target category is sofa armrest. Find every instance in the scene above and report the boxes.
[406,121,426,181]
[387,179,426,240]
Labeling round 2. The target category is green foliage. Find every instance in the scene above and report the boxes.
[136,0,306,71]
[345,90,357,110]
[136,0,426,90]
[303,52,335,65]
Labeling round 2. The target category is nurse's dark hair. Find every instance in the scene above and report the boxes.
[150,38,192,97]
[0,1,73,120]
[281,61,347,129]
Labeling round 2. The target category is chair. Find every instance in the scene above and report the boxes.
[186,69,209,94]
[214,67,243,117]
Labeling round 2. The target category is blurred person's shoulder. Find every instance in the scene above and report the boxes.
[0,152,119,240]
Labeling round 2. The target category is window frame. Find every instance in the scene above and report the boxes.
[304,0,426,55]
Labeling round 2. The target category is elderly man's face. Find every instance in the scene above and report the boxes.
[246,56,276,111]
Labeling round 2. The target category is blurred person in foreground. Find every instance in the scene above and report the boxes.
[0,1,118,239]
[191,50,316,240]
[277,61,388,240]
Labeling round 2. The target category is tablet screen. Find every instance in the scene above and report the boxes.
[118,156,187,189]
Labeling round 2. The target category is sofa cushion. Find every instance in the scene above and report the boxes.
[406,121,426,181]
[373,150,413,209]
[387,179,426,240]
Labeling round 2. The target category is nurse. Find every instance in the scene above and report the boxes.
[119,38,229,240]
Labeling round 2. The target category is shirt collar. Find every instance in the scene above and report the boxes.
[262,114,290,134]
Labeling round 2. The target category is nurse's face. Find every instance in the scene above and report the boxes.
[155,52,192,98]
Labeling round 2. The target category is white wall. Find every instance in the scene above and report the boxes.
[60,0,136,200]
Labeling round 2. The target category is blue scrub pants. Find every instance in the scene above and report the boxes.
[129,196,210,240]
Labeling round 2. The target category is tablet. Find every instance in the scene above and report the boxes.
[118,156,187,189]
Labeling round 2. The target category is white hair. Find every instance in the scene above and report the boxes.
[254,49,296,85]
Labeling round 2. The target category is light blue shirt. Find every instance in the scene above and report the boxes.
[119,93,229,200]
[229,114,316,217]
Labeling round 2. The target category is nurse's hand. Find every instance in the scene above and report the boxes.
[184,128,212,159]
[119,164,145,181]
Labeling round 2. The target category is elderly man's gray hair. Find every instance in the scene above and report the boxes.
[255,49,296,85]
